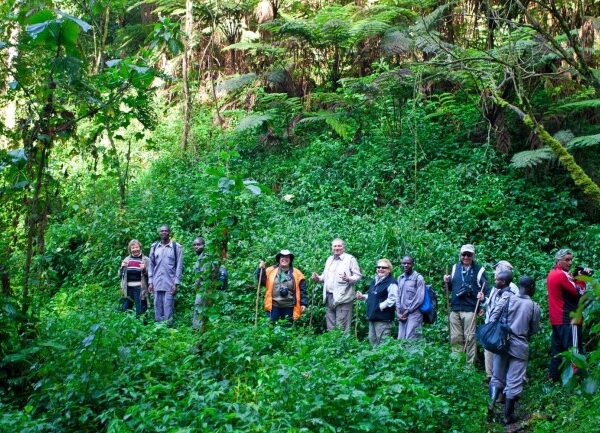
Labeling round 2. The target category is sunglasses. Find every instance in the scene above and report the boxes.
[461,252,473,257]
[376,266,389,270]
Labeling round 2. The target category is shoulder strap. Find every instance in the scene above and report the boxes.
[451,264,457,280]
[150,242,158,267]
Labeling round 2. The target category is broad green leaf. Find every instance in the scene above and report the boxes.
[55,10,92,33]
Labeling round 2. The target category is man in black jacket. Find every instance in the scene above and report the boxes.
[444,244,489,363]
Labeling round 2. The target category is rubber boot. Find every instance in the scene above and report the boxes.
[504,398,517,425]
[488,386,501,414]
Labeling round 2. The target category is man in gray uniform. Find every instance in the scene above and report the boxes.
[148,225,183,323]
[488,275,541,425]
[396,256,425,339]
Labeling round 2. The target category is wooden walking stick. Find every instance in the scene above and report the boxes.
[309,282,319,327]
[445,266,451,345]
[464,282,486,353]
[254,267,264,326]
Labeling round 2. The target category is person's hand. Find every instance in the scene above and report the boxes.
[139,261,146,271]
[259,260,266,269]
[301,306,306,313]
[148,283,154,294]
[443,274,450,283]
[477,308,484,316]
[121,259,129,267]
[341,272,349,282]
[356,291,365,300]
[397,312,407,321]
[311,272,320,282]
[477,291,485,301]
[171,284,178,295]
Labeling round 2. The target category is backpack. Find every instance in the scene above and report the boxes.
[150,241,180,270]
[420,284,438,325]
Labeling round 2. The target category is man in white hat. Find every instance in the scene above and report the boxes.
[258,250,308,322]
[311,238,362,333]
[443,244,489,363]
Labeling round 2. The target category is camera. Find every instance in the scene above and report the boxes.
[455,284,471,298]
[574,266,593,277]
[278,287,289,297]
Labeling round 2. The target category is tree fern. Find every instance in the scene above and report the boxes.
[510,148,555,168]
[215,73,257,95]
[567,133,600,150]
[560,99,600,111]
[296,111,357,141]
[236,113,272,131]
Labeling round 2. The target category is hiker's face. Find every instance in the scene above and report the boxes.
[558,254,573,272]
[331,241,345,256]
[402,258,414,274]
[376,261,391,277]
[495,276,507,289]
[130,243,141,256]
[193,240,204,255]
[460,252,473,266]
[159,226,171,241]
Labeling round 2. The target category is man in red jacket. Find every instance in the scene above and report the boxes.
[547,248,589,381]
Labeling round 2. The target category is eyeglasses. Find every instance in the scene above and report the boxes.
[461,252,473,257]
[376,266,389,270]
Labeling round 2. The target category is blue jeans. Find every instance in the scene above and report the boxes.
[121,286,142,316]
[269,306,293,322]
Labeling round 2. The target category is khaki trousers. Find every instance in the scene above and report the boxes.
[325,293,353,333]
[368,321,391,346]
[449,311,477,364]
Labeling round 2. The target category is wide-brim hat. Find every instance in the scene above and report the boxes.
[275,249,295,263]
[493,260,513,271]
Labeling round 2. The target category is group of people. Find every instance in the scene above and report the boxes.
[119,229,591,425]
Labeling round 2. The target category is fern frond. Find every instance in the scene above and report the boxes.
[216,73,258,95]
[236,114,272,132]
[381,30,412,55]
[510,147,555,168]
[412,2,453,33]
[553,130,575,145]
[297,111,357,140]
[567,133,600,150]
[350,20,391,42]
[222,41,283,55]
[560,99,600,111]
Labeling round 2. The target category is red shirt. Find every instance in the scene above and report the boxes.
[546,265,585,325]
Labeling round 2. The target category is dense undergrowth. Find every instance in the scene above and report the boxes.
[2,98,600,432]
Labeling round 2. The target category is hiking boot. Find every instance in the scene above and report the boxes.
[504,398,517,425]
[488,386,501,413]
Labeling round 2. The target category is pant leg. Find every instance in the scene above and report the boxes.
[504,357,527,399]
[373,321,391,345]
[549,325,571,380]
[132,287,142,316]
[154,291,165,322]
[325,293,336,331]
[335,301,353,333]
[449,311,464,351]
[121,290,133,312]
[163,291,175,322]
[368,322,377,345]
[462,311,477,364]
[192,293,204,329]
[404,311,423,339]
[490,353,508,391]
[485,350,494,378]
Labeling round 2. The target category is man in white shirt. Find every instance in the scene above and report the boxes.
[312,238,362,333]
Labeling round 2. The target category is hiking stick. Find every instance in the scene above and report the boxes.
[463,282,485,353]
[354,301,359,338]
[309,282,319,327]
[445,266,451,345]
[254,267,263,326]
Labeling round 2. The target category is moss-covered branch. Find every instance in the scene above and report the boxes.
[494,95,600,205]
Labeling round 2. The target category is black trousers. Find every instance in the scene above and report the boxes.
[549,324,583,381]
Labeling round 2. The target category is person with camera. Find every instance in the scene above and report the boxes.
[443,244,489,364]
[311,238,362,333]
[488,275,541,425]
[547,248,590,381]
[356,259,398,346]
[258,250,308,322]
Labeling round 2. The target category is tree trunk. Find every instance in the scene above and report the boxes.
[94,5,110,73]
[181,0,194,149]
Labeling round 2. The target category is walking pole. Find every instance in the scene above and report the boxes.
[309,283,319,327]
[445,266,451,345]
[254,267,263,326]
[464,282,485,353]
[354,301,359,338]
